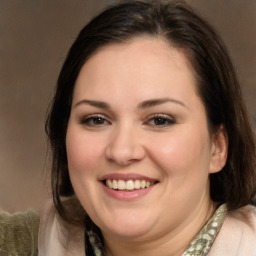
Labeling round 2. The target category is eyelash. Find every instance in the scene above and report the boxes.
[146,114,175,127]
[80,114,175,128]
[80,114,110,126]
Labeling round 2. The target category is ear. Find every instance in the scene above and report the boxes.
[209,125,228,174]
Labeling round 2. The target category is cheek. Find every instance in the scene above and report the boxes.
[147,128,212,176]
[65,127,107,212]
[147,128,212,210]
[66,128,105,176]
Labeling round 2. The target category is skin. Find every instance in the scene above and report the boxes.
[66,37,227,256]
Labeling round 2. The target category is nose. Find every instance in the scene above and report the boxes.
[105,124,146,166]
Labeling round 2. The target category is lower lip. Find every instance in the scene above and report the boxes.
[101,183,156,201]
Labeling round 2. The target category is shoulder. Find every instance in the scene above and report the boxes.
[209,204,256,255]
[38,200,85,256]
[224,204,256,241]
[0,209,39,256]
[227,204,256,229]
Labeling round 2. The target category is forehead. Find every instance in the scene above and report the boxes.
[82,37,194,74]
[73,37,198,105]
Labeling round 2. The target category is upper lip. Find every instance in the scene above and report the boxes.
[99,173,158,182]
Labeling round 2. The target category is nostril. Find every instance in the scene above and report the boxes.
[105,135,146,166]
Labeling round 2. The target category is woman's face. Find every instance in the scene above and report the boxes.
[66,37,225,241]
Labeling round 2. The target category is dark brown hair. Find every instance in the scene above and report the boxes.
[46,0,256,224]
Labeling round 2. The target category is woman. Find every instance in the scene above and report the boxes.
[1,0,256,255]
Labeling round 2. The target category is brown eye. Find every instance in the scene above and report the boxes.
[154,117,168,125]
[81,115,110,127]
[147,115,175,127]
[91,117,105,125]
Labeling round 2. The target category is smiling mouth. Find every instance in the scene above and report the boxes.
[104,179,157,191]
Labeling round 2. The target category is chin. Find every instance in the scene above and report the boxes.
[105,224,152,239]
[99,211,156,239]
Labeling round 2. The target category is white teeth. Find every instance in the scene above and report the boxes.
[106,179,113,189]
[117,180,126,190]
[105,179,155,190]
[141,180,146,189]
[112,180,118,189]
[126,180,135,190]
[134,180,141,189]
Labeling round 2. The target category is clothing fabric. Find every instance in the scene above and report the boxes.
[208,205,256,255]
[0,209,39,256]
[38,201,84,256]
[182,204,227,255]
[39,203,256,256]
[1,204,256,255]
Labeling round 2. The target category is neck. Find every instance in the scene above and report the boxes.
[103,201,216,256]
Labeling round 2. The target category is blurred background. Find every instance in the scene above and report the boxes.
[1,0,255,213]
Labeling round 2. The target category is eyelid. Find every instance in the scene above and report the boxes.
[80,113,111,126]
[145,113,176,126]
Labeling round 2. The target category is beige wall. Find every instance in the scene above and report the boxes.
[1,0,255,212]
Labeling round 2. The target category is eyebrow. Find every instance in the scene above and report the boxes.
[74,97,187,110]
[138,98,187,109]
[74,99,110,109]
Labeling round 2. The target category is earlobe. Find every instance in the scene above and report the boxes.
[209,125,228,174]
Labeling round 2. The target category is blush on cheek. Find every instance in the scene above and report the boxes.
[67,150,100,174]
[66,129,103,169]
[151,132,208,177]
[154,139,192,167]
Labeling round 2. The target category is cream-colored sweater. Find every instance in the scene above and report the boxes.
[208,205,256,255]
